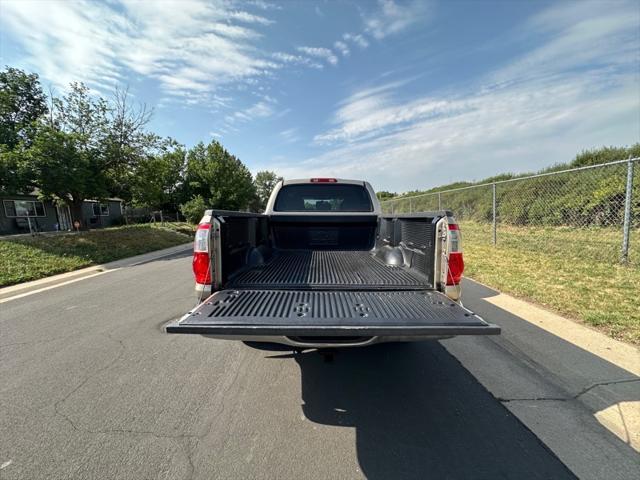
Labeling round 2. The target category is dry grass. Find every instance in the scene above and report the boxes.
[461,222,640,345]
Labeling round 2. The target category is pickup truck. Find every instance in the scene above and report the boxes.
[166,178,500,348]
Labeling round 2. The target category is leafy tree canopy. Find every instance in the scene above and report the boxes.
[253,170,282,211]
[0,66,48,149]
[28,125,109,202]
[184,140,256,211]
[131,141,186,209]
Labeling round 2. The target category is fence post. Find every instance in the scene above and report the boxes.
[621,157,634,264]
[438,192,441,210]
[492,183,497,245]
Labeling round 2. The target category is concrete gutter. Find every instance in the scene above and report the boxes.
[0,242,192,302]
[445,279,640,480]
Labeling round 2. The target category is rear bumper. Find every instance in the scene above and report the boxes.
[201,334,457,348]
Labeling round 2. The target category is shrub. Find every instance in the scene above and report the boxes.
[180,195,207,224]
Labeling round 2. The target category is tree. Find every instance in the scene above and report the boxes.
[183,140,256,210]
[27,125,110,224]
[50,82,109,147]
[131,142,185,209]
[30,83,111,224]
[0,67,48,149]
[102,86,156,201]
[253,170,282,211]
[10,82,158,227]
[0,146,26,195]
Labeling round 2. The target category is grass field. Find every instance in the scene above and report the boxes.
[461,221,640,345]
[0,223,194,287]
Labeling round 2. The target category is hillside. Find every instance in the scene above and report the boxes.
[387,145,640,227]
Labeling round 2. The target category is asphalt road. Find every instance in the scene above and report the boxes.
[0,252,579,479]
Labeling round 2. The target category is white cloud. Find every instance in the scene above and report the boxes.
[490,0,639,86]
[228,10,274,25]
[0,0,279,104]
[285,1,640,191]
[363,0,429,40]
[296,46,339,66]
[334,41,350,57]
[343,33,370,49]
[246,0,281,10]
[226,100,275,124]
[272,52,323,70]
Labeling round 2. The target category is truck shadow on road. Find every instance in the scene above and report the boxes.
[293,342,576,480]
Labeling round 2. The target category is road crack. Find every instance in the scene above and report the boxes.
[572,378,640,399]
[497,378,640,404]
[497,396,567,403]
[53,332,126,432]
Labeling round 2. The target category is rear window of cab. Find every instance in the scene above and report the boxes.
[274,184,373,212]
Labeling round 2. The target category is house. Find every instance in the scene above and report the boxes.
[0,194,123,235]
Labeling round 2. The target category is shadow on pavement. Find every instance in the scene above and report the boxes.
[294,342,576,480]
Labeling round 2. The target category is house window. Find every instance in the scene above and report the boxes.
[3,200,46,218]
[92,203,110,216]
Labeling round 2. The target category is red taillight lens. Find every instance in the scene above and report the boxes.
[446,252,464,286]
[193,251,211,284]
[193,223,211,284]
[310,178,337,183]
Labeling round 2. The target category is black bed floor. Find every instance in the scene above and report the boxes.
[228,250,430,290]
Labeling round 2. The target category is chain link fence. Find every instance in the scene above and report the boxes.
[122,206,185,225]
[381,157,639,266]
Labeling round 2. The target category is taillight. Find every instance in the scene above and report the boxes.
[310,178,337,183]
[193,224,211,284]
[193,252,211,284]
[446,252,464,285]
[446,218,463,286]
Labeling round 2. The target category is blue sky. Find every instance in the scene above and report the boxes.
[1,0,639,192]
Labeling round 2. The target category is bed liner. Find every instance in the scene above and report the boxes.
[227,250,430,290]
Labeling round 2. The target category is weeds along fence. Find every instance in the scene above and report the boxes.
[380,157,639,265]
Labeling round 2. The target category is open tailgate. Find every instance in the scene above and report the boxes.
[166,290,500,337]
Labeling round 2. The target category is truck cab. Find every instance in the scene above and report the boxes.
[167,178,499,347]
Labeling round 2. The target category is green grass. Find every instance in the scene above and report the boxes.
[461,221,640,345]
[0,223,193,287]
[149,221,197,236]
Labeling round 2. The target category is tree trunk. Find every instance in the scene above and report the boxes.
[69,199,86,230]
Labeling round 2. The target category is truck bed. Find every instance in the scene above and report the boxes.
[228,250,431,290]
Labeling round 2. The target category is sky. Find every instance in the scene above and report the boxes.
[1,0,639,193]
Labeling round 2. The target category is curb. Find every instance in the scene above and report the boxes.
[0,242,192,301]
